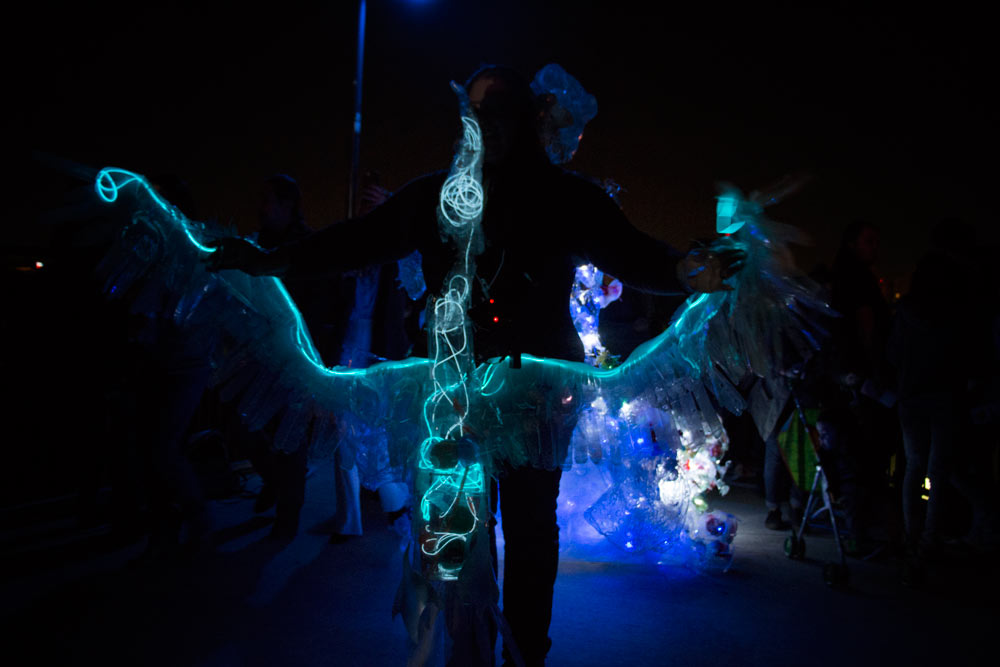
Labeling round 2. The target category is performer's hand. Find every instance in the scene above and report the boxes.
[679,243,747,293]
[359,184,391,212]
[715,244,747,279]
[203,237,286,276]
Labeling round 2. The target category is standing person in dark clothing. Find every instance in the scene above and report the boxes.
[208,65,743,665]
[330,173,413,542]
[830,221,892,394]
[825,220,900,553]
[889,220,998,576]
[127,174,214,559]
[244,174,346,538]
[256,173,351,367]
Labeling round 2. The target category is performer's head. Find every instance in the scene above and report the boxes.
[465,65,546,166]
[258,173,304,235]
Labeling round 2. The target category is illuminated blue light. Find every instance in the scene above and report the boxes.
[570,263,621,366]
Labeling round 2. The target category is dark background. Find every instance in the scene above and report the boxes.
[3,1,994,505]
[10,1,995,275]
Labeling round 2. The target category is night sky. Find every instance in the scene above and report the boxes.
[11,1,994,285]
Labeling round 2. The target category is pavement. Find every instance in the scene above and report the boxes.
[1,465,995,667]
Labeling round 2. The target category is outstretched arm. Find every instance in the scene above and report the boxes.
[206,173,445,278]
[204,237,287,275]
[677,242,747,293]
[568,178,745,294]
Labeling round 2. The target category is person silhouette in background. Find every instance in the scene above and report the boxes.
[244,174,344,539]
[889,219,999,582]
[330,171,413,543]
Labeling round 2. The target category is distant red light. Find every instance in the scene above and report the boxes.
[492,317,499,323]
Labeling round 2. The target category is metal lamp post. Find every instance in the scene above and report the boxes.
[347,0,367,219]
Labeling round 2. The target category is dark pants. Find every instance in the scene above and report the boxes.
[899,393,956,545]
[144,362,213,552]
[493,466,562,667]
[764,433,803,512]
[248,430,308,532]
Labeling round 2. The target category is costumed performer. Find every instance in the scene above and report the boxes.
[207,64,745,667]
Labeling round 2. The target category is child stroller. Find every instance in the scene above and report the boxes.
[781,392,850,588]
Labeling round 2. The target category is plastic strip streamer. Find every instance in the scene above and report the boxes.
[530,63,598,165]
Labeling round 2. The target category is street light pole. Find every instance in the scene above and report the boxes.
[347,0,367,219]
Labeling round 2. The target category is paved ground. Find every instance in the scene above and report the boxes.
[2,465,995,667]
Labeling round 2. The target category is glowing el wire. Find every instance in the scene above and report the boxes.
[96,167,435,382]
[415,84,487,571]
[96,168,219,254]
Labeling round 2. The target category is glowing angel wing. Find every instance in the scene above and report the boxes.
[95,168,433,462]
